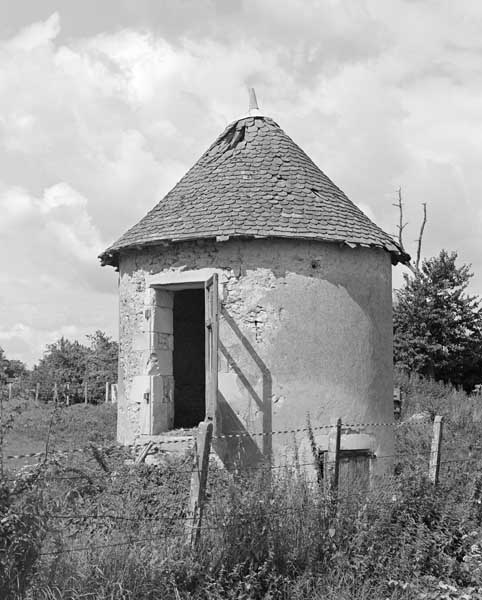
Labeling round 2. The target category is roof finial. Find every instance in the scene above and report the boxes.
[248,87,262,116]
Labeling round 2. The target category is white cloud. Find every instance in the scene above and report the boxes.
[42,182,87,211]
[7,12,60,51]
[0,182,104,264]
[0,322,82,366]
[0,5,481,364]
[0,180,117,365]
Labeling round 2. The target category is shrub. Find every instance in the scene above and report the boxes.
[0,469,49,599]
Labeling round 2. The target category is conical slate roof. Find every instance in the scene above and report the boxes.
[100,114,408,267]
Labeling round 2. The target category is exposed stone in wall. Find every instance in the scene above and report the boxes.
[117,238,394,475]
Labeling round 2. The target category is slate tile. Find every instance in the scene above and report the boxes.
[101,115,406,264]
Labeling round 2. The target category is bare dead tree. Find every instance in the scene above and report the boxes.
[415,202,427,272]
[393,187,407,250]
[392,187,427,275]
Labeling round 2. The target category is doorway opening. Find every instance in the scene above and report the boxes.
[172,288,206,428]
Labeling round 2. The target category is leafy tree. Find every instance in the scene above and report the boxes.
[0,347,6,385]
[29,332,118,403]
[4,360,28,381]
[0,347,28,384]
[31,337,88,402]
[84,331,118,403]
[393,250,482,391]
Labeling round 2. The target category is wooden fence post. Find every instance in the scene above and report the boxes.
[66,383,70,407]
[393,387,403,420]
[53,382,58,404]
[8,382,12,402]
[325,418,342,513]
[429,415,443,485]
[135,441,154,465]
[35,382,40,402]
[332,418,342,494]
[111,383,118,404]
[105,382,110,403]
[1,385,4,478]
[186,420,213,548]
[84,381,88,404]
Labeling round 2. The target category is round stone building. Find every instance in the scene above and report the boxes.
[100,95,408,478]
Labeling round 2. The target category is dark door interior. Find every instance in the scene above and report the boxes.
[173,289,206,428]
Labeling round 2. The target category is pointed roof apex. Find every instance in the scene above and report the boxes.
[248,87,262,116]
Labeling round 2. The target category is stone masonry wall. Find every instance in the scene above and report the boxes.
[117,238,394,474]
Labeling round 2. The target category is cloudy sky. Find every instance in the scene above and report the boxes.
[1,0,481,365]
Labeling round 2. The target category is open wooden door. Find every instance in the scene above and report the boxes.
[204,274,219,423]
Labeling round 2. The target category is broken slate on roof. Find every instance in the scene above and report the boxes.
[99,115,409,267]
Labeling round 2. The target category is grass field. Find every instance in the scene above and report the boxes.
[2,397,117,469]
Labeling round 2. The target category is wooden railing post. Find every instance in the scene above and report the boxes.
[186,420,213,548]
[429,415,443,485]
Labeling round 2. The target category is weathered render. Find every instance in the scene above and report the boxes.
[101,97,408,480]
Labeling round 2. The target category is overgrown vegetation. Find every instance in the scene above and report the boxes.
[2,375,482,599]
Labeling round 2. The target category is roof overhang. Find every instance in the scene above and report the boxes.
[98,234,411,270]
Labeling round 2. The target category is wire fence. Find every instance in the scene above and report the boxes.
[4,406,482,564]
[2,417,431,461]
[3,378,118,404]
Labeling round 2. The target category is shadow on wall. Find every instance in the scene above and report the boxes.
[214,393,266,469]
[214,307,272,470]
